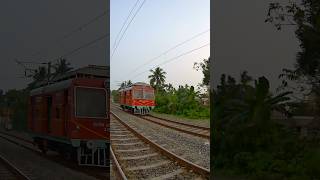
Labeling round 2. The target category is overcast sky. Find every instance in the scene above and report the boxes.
[110,0,210,90]
[212,0,300,92]
[0,0,108,91]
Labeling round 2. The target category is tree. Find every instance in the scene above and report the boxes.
[194,57,210,86]
[111,90,120,103]
[53,58,73,77]
[148,67,166,91]
[266,0,320,113]
[119,80,133,89]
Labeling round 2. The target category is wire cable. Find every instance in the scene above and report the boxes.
[112,0,140,49]
[111,0,147,59]
[129,43,210,80]
[63,11,107,39]
[125,29,210,76]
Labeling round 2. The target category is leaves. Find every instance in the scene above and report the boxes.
[148,67,167,92]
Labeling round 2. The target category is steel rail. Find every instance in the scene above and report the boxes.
[138,115,210,139]
[0,153,31,180]
[147,114,210,130]
[111,111,210,178]
[110,147,128,180]
[114,105,210,139]
[0,131,109,180]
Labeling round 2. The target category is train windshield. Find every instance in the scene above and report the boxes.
[143,91,154,100]
[133,89,143,99]
[75,87,106,118]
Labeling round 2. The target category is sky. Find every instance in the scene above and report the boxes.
[0,1,300,93]
[0,0,108,91]
[110,0,210,90]
[212,0,300,92]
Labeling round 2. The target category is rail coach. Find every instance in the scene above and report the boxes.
[27,65,110,167]
[119,82,155,115]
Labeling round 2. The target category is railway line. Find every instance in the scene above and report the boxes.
[0,153,31,180]
[110,111,210,179]
[114,104,210,139]
[138,115,210,139]
[0,131,108,180]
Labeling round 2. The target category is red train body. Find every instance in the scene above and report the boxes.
[119,82,155,115]
[27,65,109,167]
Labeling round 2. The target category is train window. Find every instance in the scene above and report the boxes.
[75,87,106,118]
[144,91,155,100]
[133,89,143,99]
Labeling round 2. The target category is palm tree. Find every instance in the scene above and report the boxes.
[127,80,132,86]
[148,67,166,91]
[53,58,73,77]
[33,66,47,82]
[225,76,292,127]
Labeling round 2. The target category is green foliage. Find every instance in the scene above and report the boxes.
[27,58,73,89]
[119,80,132,89]
[154,84,209,119]
[266,0,320,111]
[148,67,166,92]
[194,57,210,86]
[213,72,320,179]
[111,89,120,103]
[0,89,29,131]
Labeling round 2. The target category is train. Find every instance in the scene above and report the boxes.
[119,82,155,115]
[27,65,110,167]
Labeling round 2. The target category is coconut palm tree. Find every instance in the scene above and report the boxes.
[225,76,292,127]
[148,67,166,91]
[53,58,73,77]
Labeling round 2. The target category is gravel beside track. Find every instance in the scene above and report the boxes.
[111,105,210,170]
[139,115,210,139]
[0,130,107,180]
[110,114,206,179]
[150,112,210,128]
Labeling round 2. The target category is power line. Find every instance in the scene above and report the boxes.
[129,43,210,80]
[63,11,107,39]
[112,0,140,49]
[16,33,108,70]
[124,29,210,77]
[58,34,108,59]
[25,11,107,61]
[111,0,147,59]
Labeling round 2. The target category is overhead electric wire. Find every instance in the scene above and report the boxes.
[23,10,107,62]
[17,33,108,69]
[58,34,108,59]
[111,0,147,59]
[129,43,210,80]
[112,0,140,49]
[124,29,210,77]
[63,11,107,39]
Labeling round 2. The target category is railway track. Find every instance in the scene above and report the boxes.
[0,153,31,180]
[110,111,210,179]
[0,131,108,180]
[138,115,210,139]
[114,105,210,139]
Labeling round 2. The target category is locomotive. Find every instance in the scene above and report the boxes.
[27,65,110,167]
[119,82,155,115]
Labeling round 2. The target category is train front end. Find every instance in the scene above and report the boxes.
[70,78,110,167]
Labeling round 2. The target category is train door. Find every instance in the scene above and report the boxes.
[46,96,52,133]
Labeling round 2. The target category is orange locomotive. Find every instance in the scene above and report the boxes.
[27,65,110,167]
[119,82,155,115]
